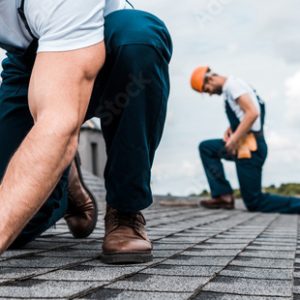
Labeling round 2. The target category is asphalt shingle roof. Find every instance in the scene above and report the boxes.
[0,173,299,299]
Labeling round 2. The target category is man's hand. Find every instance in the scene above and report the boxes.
[0,42,105,254]
[225,134,238,155]
[223,127,233,143]
[225,94,259,156]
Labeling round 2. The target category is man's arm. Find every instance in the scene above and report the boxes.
[0,42,105,253]
[223,127,233,143]
[225,94,259,153]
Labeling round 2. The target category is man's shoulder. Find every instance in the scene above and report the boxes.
[104,0,129,16]
[223,76,255,103]
[226,77,249,88]
[224,77,252,94]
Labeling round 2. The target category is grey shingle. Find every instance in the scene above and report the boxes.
[195,244,248,250]
[182,249,240,257]
[35,266,142,281]
[141,265,222,277]
[165,256,234,266]
[202,276,292,296]
[219,266,293,280]
[0,255,83,268]
[206,238,252,244]
[230,257,294,269]
[82,289,191,300]
[194,291,289,300]
[0,280,106,298]
[108,274,210,292]
[152,243,193,250]
[247,245,295,251]
[0,267,52,280]
[152,250,181,258]
[239,250,295,259]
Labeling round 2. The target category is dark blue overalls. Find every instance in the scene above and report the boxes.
[0,2,172,247]
[199,92,300,213]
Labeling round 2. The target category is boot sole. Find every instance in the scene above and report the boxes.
[72,153,98,238]
[101,252,153,264]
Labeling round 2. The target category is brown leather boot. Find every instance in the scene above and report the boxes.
[101,206,153,264]
[200,194,235,210]
[64,153,98,238]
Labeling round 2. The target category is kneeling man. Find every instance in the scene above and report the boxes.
[191,66,300,213]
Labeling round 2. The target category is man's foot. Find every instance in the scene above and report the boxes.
[101,206,153,264]
[200,194,235,210]
[64,153,98,238]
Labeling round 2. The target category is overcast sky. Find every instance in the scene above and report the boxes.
[1,0,300,196]
[136,0,300,195]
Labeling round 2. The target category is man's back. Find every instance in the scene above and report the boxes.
[0,0,127,53]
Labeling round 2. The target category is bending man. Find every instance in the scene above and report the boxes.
[0,0,172,264]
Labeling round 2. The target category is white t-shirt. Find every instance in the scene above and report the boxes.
[0,0,127,53]
[222,77,262,132]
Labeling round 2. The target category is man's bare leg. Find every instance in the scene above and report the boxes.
[0,42,105,254]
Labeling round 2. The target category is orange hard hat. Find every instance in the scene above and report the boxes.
[191,66,210,93]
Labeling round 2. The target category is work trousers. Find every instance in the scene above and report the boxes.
[199,137,300,213]
[0,10,172,247]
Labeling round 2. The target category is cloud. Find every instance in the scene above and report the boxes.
[1,1,300,195]
[251,0,300,63]
[285,71,300,126]
[137,0,300,195]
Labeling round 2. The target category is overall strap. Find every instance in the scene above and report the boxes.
[18,0,36,39]
[0,0,36,54]
[23,39,39,69]
[126,0,135,8]
[253,89,266,128]
[225,100,240,132]
[17,0,38,68]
